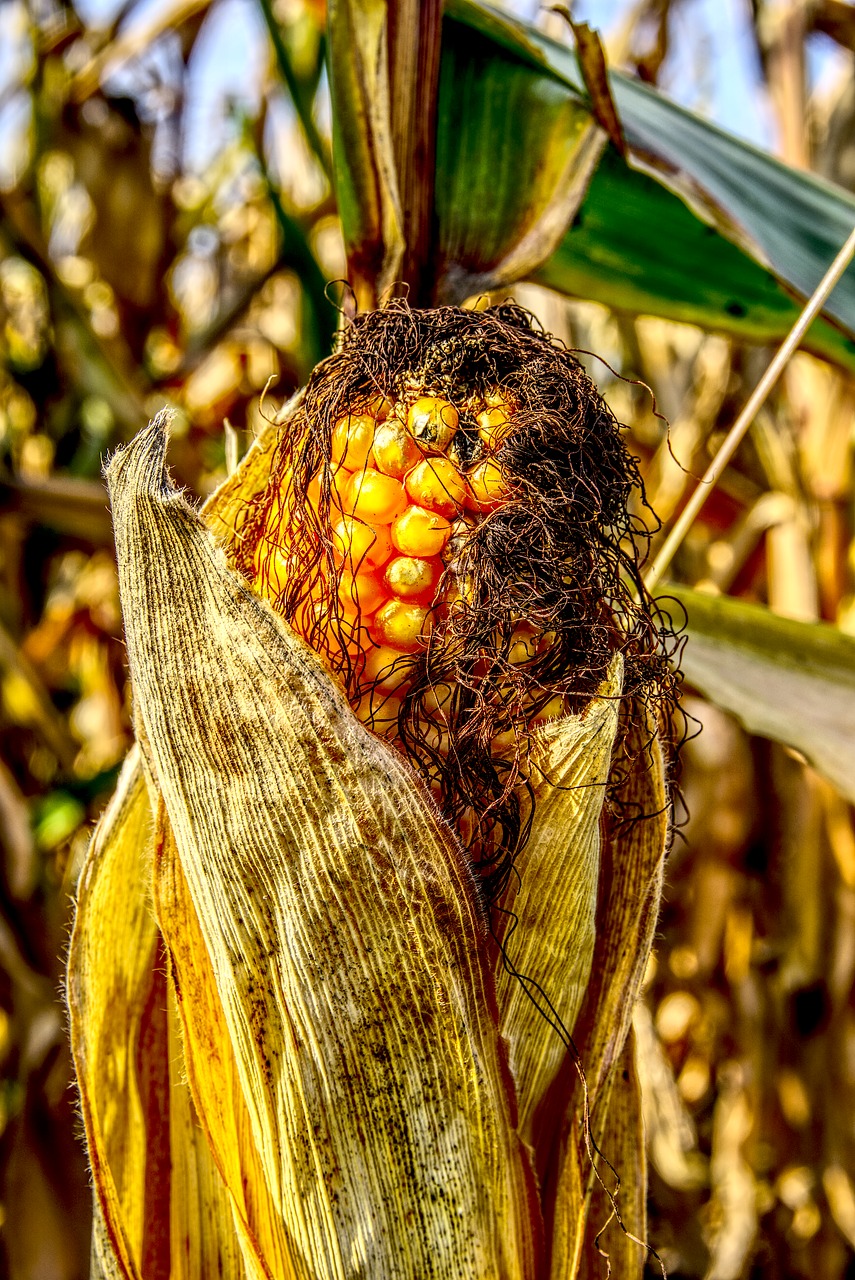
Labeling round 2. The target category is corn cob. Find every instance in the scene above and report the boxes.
[249,302,671,896]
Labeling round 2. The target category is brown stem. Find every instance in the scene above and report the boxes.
[387,0,443,305]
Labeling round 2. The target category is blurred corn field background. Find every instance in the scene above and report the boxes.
[2,0,855,1276]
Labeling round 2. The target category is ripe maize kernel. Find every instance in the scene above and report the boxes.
[477,405,514,450]
[331,412,376,471]
[418,722,450,756]
[384,555,443,602]
[492,727,518,754]
[371,418,422,478]
[391,505,452,557]
[373,599,432,651]
[259,544,305,597]
[405,458,468,518]
[508,624,539,666]
[467,459,507,510]
[346,468,407,525]
[484,386,517,409]
[362,644,412,689]
[337,570,386,617]
[358,697,403,741]
[444,516,475,562]
[309,467,356,515]
[331,516,393,571]
[368,394,392,421]
[421,681,453,717]
[407,397,459,452]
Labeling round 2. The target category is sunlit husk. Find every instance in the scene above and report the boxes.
[68,754,258,1280]
[494,656,622,1146]
[549,712,668,1278]
[67,751,157,1280]
[97,414,542,1280]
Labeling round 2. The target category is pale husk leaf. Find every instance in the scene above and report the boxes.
[575,1029,647,1280]
[105,414,541,1280]
[165,984,249,1280]
[67,750,157,1280]
[154,803,294,1280]
[549,709,668,1278]
[495,655,622,1148]
[68,752,269,1280]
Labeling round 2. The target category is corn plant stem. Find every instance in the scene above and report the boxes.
[644,222,855,593]
[388,0,443,304]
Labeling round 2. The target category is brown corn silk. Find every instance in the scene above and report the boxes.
[67,304,672,1280]
[247,302,674,902]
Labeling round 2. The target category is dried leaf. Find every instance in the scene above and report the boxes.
[575,1031,647,1280]
[549,709,668,1275]
[495,656,622,1147]
[104,413,542,1280]
[67,750,159,1279]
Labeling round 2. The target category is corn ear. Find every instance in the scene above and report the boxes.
[96,412,541,1279]
[69,397,670,1279]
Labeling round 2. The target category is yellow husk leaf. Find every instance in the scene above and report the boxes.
[495,655,622,1146]
[575,1030,647,1280]
[67,751,157,1280]
[100,413,541,1280]
[69,753,251,1280]
[165,989,249,1280]
[549,712,668,1279]
[154,803,295,1280]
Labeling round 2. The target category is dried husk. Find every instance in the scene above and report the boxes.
[89,414,542,1279]
[495,656,622,1146]
[67,392,670,1279]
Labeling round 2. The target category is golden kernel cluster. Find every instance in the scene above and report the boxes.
[256,390,568,748]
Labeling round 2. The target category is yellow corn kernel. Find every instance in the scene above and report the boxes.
[477,405,514,450]
[407,397,459,452]
[356,691,402,738]
[508,623,539,666]
[259,545,305,597]
[331,516,392,570]
[346,469,407,525]
[418,722,450,756]
[384,555,443,602]
[362,644,412,689]
[372,419,422,478]
[331,412,376,470]
[338,570,386,617]
[309,467,356,515]
[374,599,432,651]
[492,727,518,754]
[368,394,392,421]
[391,505,451,557]
[405,457,468,518]
[467,459,506,511]
[421,680,453,717]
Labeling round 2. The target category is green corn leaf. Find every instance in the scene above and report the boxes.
[668,586,855,803]
[326,0,855,363]
[437,0,855,368]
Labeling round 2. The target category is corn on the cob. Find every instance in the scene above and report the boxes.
[249,303,673,896]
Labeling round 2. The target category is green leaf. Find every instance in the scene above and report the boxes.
[668,586,855,803]
[434,15,604,303]
[436,0,855,368]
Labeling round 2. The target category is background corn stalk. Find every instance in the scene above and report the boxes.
[0,0,854,1276]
